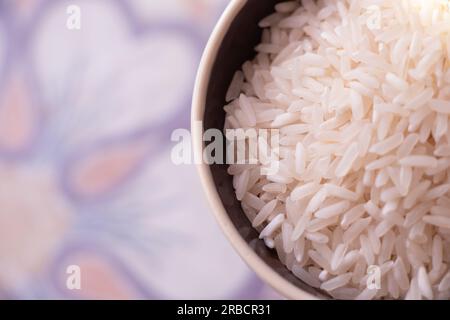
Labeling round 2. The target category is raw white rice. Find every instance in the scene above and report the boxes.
[223,0,450,300]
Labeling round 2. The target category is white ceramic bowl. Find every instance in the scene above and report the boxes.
[192,0,326,300]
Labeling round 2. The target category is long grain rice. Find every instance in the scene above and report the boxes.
[224,0,450,300]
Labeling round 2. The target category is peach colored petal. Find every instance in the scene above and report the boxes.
[16,0,39,11]
[182,0,209,19]
[59,252,141,299]
[0,75,36,153]
[68,140,148,198]
[0,165,71,290]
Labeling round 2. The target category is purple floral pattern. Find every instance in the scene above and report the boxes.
[0,0,282,299]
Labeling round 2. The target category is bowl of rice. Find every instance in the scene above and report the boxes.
[192,0,450,300]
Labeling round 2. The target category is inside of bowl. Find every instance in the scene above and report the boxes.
[204,0,330,299]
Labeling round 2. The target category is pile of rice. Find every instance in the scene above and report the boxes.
[224,0,450,299]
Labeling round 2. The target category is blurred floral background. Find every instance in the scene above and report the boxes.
[0,0,281,299]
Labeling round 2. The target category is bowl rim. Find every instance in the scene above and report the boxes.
[191,0,317,300]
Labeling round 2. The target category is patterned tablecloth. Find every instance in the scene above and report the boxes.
[0,0,282,299]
